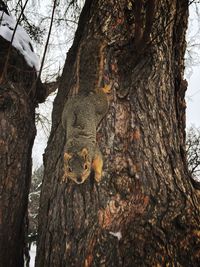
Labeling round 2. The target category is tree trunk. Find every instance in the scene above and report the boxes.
[36,0,200,266]
[0,34,45,266]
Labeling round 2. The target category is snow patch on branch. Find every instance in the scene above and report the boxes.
[0,11,40,71]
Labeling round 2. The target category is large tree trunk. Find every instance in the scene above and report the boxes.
[36,0,200,266]
[0,32,45,267]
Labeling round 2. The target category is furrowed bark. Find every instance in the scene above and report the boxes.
[36,0,200,266]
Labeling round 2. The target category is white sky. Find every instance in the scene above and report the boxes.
[185,4,200,129]
[186,66,200,128]
[32,93,55,169]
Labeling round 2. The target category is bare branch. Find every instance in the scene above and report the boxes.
[37,0,58,80]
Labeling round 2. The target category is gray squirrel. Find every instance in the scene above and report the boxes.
[61,89,110,184]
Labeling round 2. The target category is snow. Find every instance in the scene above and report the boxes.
[29,244,36,267]
[36,182,42,190]
[0,11,40,71]
[109,231,122,240]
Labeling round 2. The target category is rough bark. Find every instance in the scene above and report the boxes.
[36,0,200,266]
[0,29,45,267]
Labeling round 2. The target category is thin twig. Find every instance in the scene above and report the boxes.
[37,0,58,80]
[29,0,58,100]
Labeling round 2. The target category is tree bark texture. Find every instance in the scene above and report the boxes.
[37,0,200,266]
[0,35,45,266]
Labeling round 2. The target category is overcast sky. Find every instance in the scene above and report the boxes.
[186,66,200,127]
[185,4,200,128]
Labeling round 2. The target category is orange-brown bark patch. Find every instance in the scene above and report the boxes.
[98,193,149,231]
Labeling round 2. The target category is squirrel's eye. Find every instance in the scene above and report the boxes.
[68,167,72,172]
[84,164,88,170]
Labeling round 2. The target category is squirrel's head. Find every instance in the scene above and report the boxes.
[63,148,91,184]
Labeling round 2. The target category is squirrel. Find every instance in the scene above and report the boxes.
[61,89,110,184]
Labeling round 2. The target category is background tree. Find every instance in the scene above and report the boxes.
[36,0,200,267]
[0,1,46,266]
[186,126,200,189]
[28,165,43,242]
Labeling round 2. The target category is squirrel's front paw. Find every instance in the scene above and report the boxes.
[92,152,103,183]
[102,83,112,94]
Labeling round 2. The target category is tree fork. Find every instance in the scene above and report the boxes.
[36,0,200,266]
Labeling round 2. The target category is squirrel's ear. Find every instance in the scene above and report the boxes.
[64,152,72,161]
[81,148,88,159]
